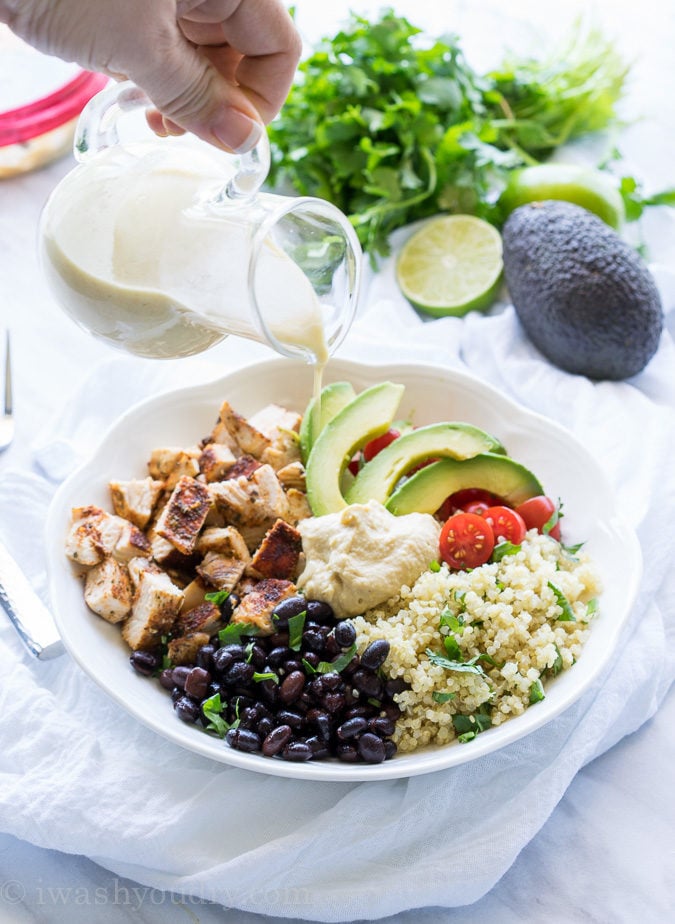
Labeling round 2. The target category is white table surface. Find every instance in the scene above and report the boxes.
[0,1,673,921]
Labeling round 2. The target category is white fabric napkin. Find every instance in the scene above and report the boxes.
[0,243,674,922]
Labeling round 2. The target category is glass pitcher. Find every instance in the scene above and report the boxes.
[39,80,362,363]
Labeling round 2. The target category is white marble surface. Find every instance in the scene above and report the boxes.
[0,0,673,921]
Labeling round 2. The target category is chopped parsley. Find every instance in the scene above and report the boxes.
[548,582,576,621]
[287,610,307,651]
[529,679,546,704]
[491,541,521,562]
[543,499,563,536]
[201,693,237,738]
[306,643,359,675]
[432,691,456,704]
[204,589,231,606]
[252,671,278,683]
[452,707,492,743]
[218,622,261,644]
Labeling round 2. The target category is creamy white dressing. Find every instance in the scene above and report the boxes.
[40,144,330,367]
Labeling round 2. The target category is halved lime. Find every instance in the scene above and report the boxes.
[396,215,503,317]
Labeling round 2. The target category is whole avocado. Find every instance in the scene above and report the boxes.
[502,200,663,380]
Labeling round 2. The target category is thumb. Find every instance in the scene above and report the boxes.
[129,33,264,153]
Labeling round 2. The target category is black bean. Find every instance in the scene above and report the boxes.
[268,630,290,647]
[276,709,306,729]
[174,696,201,724]
[306,600,334,624]
[368,716,396,737]
[352,670,383,699]
[171,665,191,690]
[226,728,261,753]
[333,621,356,648]
[322,672,342,691]
[336,743,359,763]
[385,678,410,697]
[257,716,275,740]
[383,739,397,761]
[271,595,307,628]
[308,676,325,699]
[158,668,175,690]
[261,724,293,757]
[267,646,291,668]
[360,639,390,671]
[196,644,216,670]
[247,644,267,670]
[279,670,305,704]
[304,736,330,759]
[283,659,303,675]
[184,666,211,700]
[307,709,333,742]
[213,645,243,674]
[323,691,345,713]
[382,702,402,720]
[239,705,260,728]
[259,678,279,704]
[358,732,386,764]
[344,704,377,721]
[281,741,313,761]
[322,635,341,659]
[223,661,255,686]
[170,685,183,704]
[218,594,237,621]
[302,628,327,652]
[303,651,320,669]
[337,717,368,740]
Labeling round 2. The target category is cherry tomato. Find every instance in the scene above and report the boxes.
[347,456,361,477]
[436,488,500,522]
[439,513,495,570]
[483,506,527,544]
[515,495,562,540]
[363,428,400,462]
[464,500,490,516]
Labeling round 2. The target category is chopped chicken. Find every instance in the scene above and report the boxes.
[247,519,302,581]
[209,399,271,457]
[155,476,211,555]
[285,488,313,526]
[276,461,306,492]
[83,557,133,623]
[167,632,210,666]
[209,463,288,530]
[121,569,184,651]
[150,533,196,570]
[173,600,224,637]
[65,506,124,567]
[179,577,209,613]
[148,447,200,490]
[112,520,151,564]
[196,525,250,558]
[251,403,303,471]
[109,477,164,529]
[198,443,236,482]
[127,555,162,588]
[196,550,248,591]
[222,455,262,480]
[230,578,296,634]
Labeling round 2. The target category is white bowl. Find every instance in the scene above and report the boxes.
[45,358,642,781]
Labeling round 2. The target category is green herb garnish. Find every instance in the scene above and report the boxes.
[452,707,492,742]
[491,541,521,562]
[218,622,261,644]
[443,634,462,660]
[542,500,563,536]
[548,582,576,621]
[432,691,456,704]
[426,648,489,679]
[586,598,599,617]
[316,643,358,675]
[440,608,465,636]
[287,610,307,651]
[549,644,564,676]
[252,671,278,683]
[429,559,441,573]
[529,679,546,704]
[204,589,231,606]
[201,693,237,738]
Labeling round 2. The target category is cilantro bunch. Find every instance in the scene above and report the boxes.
[268,9,628,258]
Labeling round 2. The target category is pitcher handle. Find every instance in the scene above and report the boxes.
[73,79,270,201]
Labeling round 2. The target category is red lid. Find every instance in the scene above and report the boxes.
[0,69,109,147]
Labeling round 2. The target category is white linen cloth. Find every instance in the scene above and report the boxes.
[0,230,673,920]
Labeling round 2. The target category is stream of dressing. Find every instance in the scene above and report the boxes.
[40,144,330,412]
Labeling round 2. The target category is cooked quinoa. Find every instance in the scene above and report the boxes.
[352,530,602,752]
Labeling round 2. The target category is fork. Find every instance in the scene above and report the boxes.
[0,330,14,451]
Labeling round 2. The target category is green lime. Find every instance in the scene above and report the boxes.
[498,164,625,229]
[396,215,503,317]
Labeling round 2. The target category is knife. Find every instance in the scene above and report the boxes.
[0,538,64,660]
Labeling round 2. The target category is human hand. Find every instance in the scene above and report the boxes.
[0,0,302,152]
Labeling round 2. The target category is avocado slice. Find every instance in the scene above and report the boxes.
[345,423,506,507]
[305,382,405,516]
[299,381,356,464]
[385,453,543,516]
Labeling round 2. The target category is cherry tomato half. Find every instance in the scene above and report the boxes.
[363,428,400,462]
[515,495,562,540]
[483,506,527,544]
[439,513,495,570]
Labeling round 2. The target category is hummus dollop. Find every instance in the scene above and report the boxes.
[297,500,441,618]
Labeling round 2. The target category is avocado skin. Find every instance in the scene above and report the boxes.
[502,201,663,380]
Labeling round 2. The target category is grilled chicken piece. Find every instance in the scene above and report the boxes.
[247,519,302,581]
[230,578,296,634]
[167,632,210,666]
[209,464,288,530]
[150,533,196,571]
[112,520,151,563]
[147,447,200,490]
[196,550,248,591]
[155,475,211,555]
[179,577,209,613]
[276,461,306,492]
[222,455,262,480]
[84,557,133,623]
[173,600,223,637]
[109,477,164,529]
[196,525,250,557]
[198,443,237,482]
[65,506,124,567]
[251,403,303,471]
[121,569,184,651]
[209,400,271,457]
[285,488,313,526]
[127,555,162,588]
